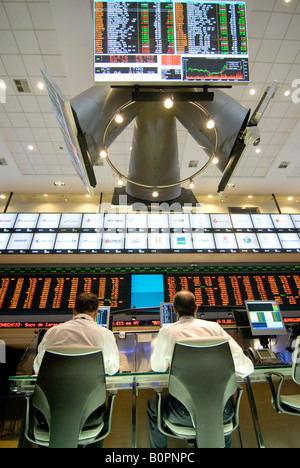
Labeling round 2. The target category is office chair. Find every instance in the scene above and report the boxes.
[24,346,117,448]
[156,337,244,448]
[266,335,300,416]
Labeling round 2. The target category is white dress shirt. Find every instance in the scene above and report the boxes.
[151,316,254,378]
[33,314,119,376]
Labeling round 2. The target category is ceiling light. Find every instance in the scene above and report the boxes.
[54,181,65,186]
[188,180,195,189]
[37,82,45,90]
[212,156,219,165]
[0,80,6,90]
[43,194,48,197]
[0,195,6,199]
[255,148,261,153]
[152,189,159,198]
[28,145,34,151]
[206,119,215,129]
[248,195,253,199]
[208,195,213,198]
[285,0,291,3]
[249,88,256,96]
[164,97,174,109]
[288,196,293,201]
[117,177,124,186]
[115,113,123,124]
[284,90,291,97]
[85,194,91,198]
[100,148,108,158]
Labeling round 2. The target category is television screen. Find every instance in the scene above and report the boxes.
[37,213,61,229]
[214,233,237,250]
[210,214,232,229]
[0,213,17,230]
[257,233,281,250]
[235,233,260,250]
[81,213,104,229]
[271,214,294,229]
[40,68,96,194]
[230,214,253,229]
[59,213,83,229]
[54,233,79,250]
[131,274,165,308]
[192,232,215,249]
[93,0,249,84]
[15,213,39,229]
[31,233,56,251]
[251,214,273,230]
[78,233,102,250]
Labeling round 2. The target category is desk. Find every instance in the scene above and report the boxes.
[9,328,294,448]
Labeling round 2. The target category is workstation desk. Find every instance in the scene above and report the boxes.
[8,325,296,448]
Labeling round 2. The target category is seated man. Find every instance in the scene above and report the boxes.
[147,290,254,448]
[33,292,119,448]
[34,292,119,375]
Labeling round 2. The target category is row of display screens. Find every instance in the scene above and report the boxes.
[1,230,300,253]
[1,212,300,231]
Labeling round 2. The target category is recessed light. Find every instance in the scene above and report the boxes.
[37,81,45,90]
[152,190,159,198]
[284,90,291,97]
[54,181,65,187]
[249,88,256,96]
[188,180,195,189]
[0,195,6,199]
[288,196,293,201]
[117,178,124,186]
[255,148,261,153]
[248,195,253,198]
[28,145,34,151]
[212,156,219,165]
[0,80,6,90]
[43,194,48,197]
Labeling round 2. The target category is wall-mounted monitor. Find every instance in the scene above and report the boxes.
[93,0,249,84]
[0,213,17,230]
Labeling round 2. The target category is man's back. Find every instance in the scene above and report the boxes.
[34,314,119,375]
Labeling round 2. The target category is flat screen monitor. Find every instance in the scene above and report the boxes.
[245,301,287,337]
[40,68,96,194]
[131,274,164,308]
[160,302,178,327]
[93,0,249,84]
[96,306,110,328]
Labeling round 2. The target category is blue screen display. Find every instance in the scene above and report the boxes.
[131,274,165,308]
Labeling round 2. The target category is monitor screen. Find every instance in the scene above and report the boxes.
[160,302,178,327]
[245,301,287,337]
[93,0,249,84]
[96,306,110,328]
[131,274,165,308]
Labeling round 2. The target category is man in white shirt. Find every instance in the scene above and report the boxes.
[33,293,119,448]
[147,290,254,448]
[34,292,119,375]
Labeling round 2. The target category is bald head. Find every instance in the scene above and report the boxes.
[173,290,197,317]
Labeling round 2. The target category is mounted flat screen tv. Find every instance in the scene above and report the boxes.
[93,0,249,84]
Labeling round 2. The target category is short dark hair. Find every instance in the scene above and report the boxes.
[75,293,99,315]
[173,291,197,317]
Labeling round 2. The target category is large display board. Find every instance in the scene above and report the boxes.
[0,213,300,255]
[93,0,249,83]
[1,265,300,327]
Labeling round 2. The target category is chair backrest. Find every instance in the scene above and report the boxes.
[292,336,300,385]
[32,346,106,448]
[168,337,237,448]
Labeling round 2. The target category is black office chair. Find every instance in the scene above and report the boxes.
[24,346,117,448]
[266,336,300,416]
[156,337,244,448]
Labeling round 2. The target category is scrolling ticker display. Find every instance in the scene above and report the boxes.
[1,265,300,328]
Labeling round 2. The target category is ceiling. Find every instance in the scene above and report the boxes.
[0,0,300,199]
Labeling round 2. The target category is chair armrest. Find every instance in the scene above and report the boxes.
[231,384,244,432]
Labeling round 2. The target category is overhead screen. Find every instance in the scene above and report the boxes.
[1,265,300,327]
[1,213,300,254]
[93,0,249,83]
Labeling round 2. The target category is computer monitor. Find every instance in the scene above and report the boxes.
[96,306,110,328]
[245,301,286,337]
[160,302,178,328]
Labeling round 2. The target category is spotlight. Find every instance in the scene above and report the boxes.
[152,190,159,198]
[117,177,124,186]
[164,97,174,109]
[188,180,195,189]
[212,156,219,165]
[115,113,123,124]
[100,148,108,158]
[206,119,215,129]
